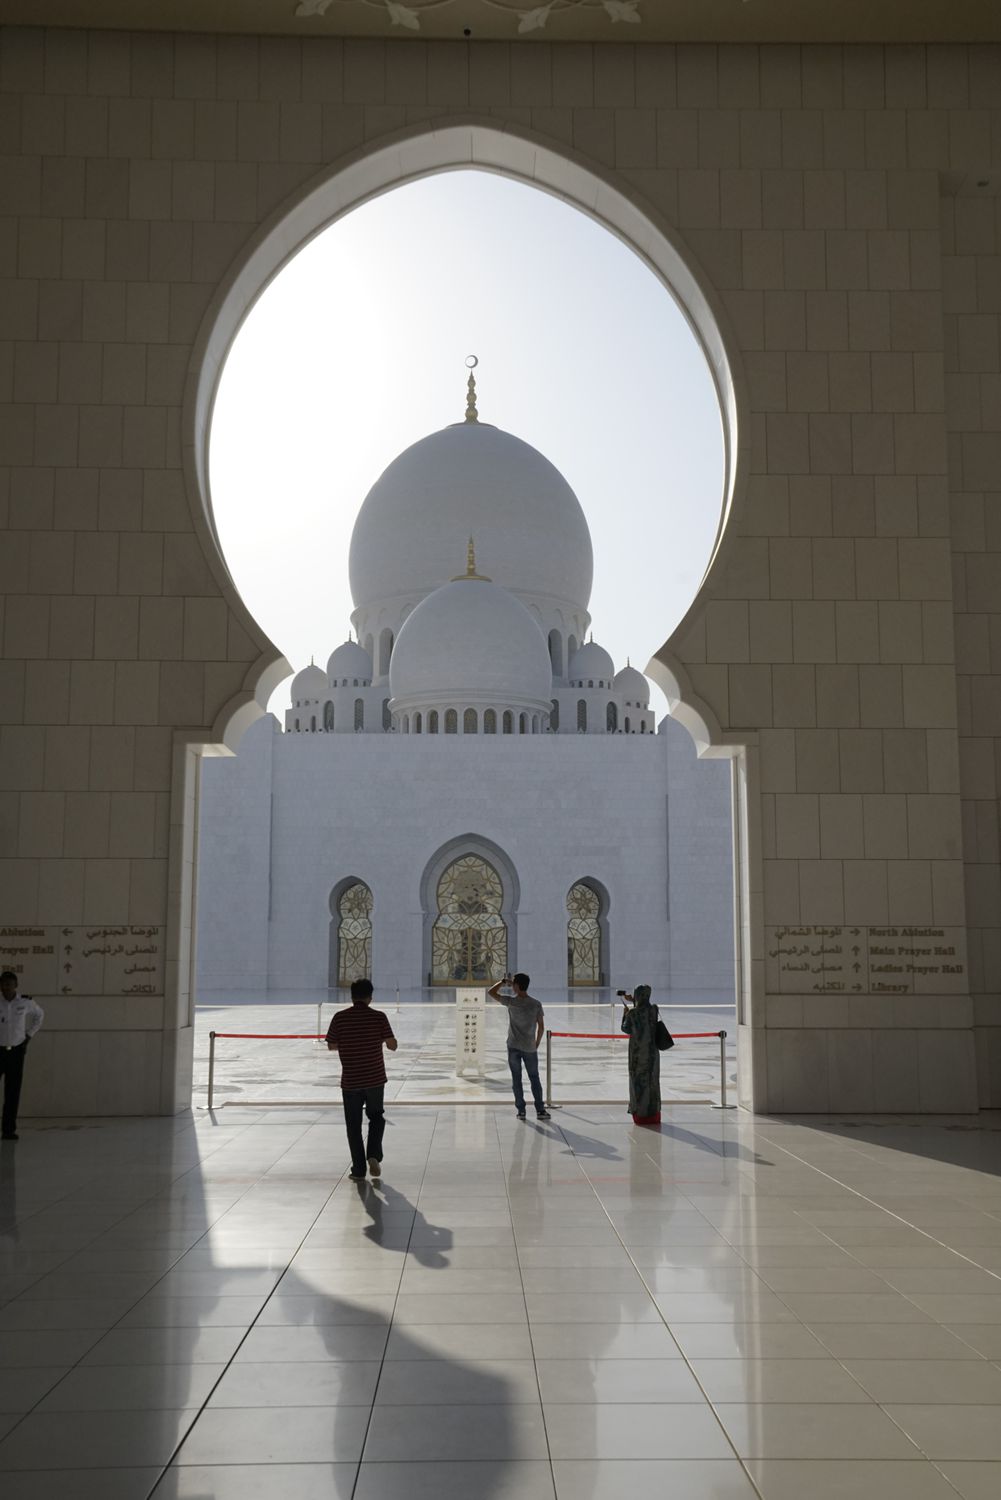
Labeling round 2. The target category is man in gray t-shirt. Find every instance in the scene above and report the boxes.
[488,972,551,1121]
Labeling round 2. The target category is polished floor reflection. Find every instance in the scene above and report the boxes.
[1,1105,1000,1498]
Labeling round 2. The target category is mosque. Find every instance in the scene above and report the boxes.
[196,367,734,998]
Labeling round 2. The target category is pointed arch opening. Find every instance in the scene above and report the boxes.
[421,836,519,988]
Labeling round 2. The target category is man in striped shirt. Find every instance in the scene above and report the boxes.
[326,978,398,1182]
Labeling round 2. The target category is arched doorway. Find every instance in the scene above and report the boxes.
[567,879,608,986]
[329,879,373,988]
[430,853,508,985]
[182,119,750,1105]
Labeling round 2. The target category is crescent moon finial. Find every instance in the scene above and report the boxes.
[464,355,479,423]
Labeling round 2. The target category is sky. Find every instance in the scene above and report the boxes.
[209,169,725,720]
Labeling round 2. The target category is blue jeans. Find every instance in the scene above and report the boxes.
[508,1046,544,1114]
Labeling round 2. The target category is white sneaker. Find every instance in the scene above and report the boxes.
[367,1157,382,1177]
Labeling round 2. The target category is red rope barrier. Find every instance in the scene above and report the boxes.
[548,1030,722,1040]
[211,1032,325,1039]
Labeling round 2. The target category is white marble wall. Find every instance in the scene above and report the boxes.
[195,723,738,996]
[2,26,999,1112]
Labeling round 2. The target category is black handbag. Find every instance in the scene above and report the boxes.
[655,1009,674,1051]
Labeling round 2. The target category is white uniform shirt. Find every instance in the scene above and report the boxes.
[0,992,44,1048]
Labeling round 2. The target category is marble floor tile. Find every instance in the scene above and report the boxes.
[36,1363,225,1412]
[842,1359,1001,1403]
[0,1470,162,1500]
[207,1360,381,1407]
[528,1322,681,1359]
[0,1408,198,1470]
[552,1458,761,1500]
[713,1402,921,1459]
[362,1403,549,1461]
[745,1459,963,1500]
[353,1459,556,1499]
[151,1463,358,1499]
[535,1356,703,1402]
[933,1461,1001,1499]
[883,1405,1001,1460]
[175,1405,371,1465]
[691,1358,871,1403]
[543,1401,732,1460]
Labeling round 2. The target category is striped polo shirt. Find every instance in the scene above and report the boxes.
[326,1003,395,1090]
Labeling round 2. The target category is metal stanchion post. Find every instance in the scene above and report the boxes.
[316,1001,323,1043]
[713,1029,736,1110]
[545,1030,552,1109]
[207,1031,216,1111]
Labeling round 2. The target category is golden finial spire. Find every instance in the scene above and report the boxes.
[464,355,479,423]
[452,534,490,581]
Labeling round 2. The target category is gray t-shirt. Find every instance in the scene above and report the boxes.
[498,991,544,1052]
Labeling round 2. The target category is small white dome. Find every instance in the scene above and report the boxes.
[614,664,650,704]
[326,639,372,683]
[290,664,328,706]
[350,422,593,617]
[569,641,615,684]
[389,578,552,709]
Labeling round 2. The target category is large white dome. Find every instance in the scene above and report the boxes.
[389,577,553,710]
[349,422,593,619]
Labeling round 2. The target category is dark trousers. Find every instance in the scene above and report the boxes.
[508,1046,544,1114]
[342,1085,385,1175]
[0,1042,27,1136]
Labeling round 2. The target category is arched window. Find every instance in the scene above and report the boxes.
[353,698,364,731]
[382,698,391,730]
[414,711,422,734]
[640,721,646,733]
[567,881,603,986]
[445,709,458,734]
[532,714,539,733]
[625,716,631,733]
[577,699,587,733]
[378,628,394,677]
[568,634,579,664]
[428,710,439,734]
[323,701,334,731]
[548,629,563,676]
[310,714,316,731]
[484,709,497,734]
[502,710,513,734]
[606,701,618,733]
[403,714,410,733]
[518,713,527,734]
[550,699,559,732]
[333,880,373,988]
[431,854,507,984]
[363,633,374,663]
[463,708,477,735]
[294,717,300,731]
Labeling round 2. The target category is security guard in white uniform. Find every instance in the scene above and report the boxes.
[0,971,44,1141]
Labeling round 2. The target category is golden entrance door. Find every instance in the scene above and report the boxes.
[431,855,508,984]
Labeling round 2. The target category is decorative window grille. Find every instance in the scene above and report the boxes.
[567,882,602,986]
[337,881,373,987]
